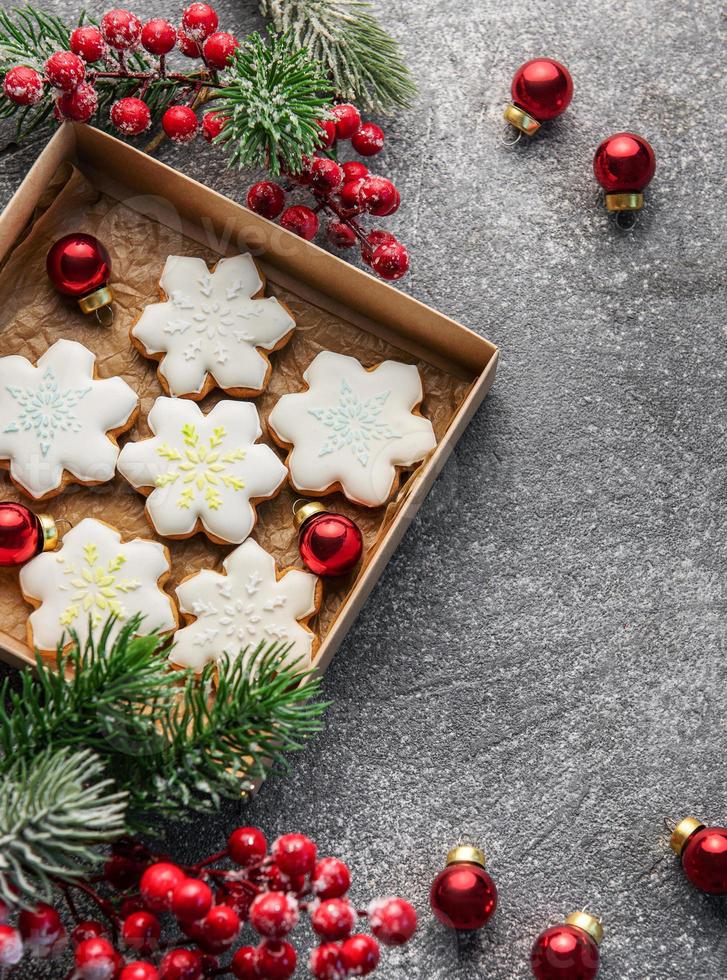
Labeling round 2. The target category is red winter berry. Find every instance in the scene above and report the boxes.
[327,220,357,249]
[247,181,286,220]
[0,926,23,967]
[105,853,145,891]
[341,934,380,976]
[351,122,385,156]
[368,896,417,945]
[141,19,177,55]
[18,903,64,952]
[70,26,106,62]
[182,3,219,41]
[228,826,267,866]
[256,939,297,979]
[342,160,368,181]
[280,206,319,241]
[272,833,318,876]
[71,921,107,946]
[110,96,151,135]
[362,229,396,266]
[45,51,85,92]
[120,963,160,980]
[162,105,198,143]
[2,65,44,105]
[230,947,258,980]
[218,883,254,920]
[309,942,346,980]
[200,905,240,949]
[202,31,239,69]
[177,29,202,58]
[122,912,161,955]
[74,937,122,980]
[159,948,204,980]
[140,863,186,912]
[311,157,344,194]
[359,175,399,217]
[202,110,227,142]
[120,898,146,919]
[316,117,337,149]
[172,879,213,923]
[249,891,299,938]
[101,9,142,50]
[55,82,97,121]
[312,858,351,899]
[371,241,409,280]
[331,103,362,140]
[339,178,365,210]
[311,897,356,940]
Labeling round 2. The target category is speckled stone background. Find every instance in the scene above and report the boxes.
[1,1,726,977]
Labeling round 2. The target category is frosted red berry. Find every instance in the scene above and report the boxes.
[311,897,356,940]
[55,81,97,122]
[202,31,239,69]
[358,175,398,216]
[122,911,161,955]
[351,122,385,156]
[71,921,106,946]
[74,937,122,980]
[200,905,240,949]
[141,19,177,55]
[327,220,357,248]
[110,96,151,135]
[2,65,44,105]
[339,178,365,210]
[230,946,258,979]
[309,942,347,979]
[341,934,380,975]
[247,182,286,220]
[140,863,186,912]
[361,229,396,266]
[101,9,142,50]
[172,879,213,923]
[331,103,362,140]
[162,105,198,143]
[202,110,227,142]
[45,51,85,92]
[18,903,64,952]
[249,891,299,939]
[228,827,267,867]
[280,205,319,241]
[182,3,219,41]
[372,242,409,280]
[255,939,297,979]
[368,896,417,945]
[0,926,23,967]
[311,157,344,194]
[342,161,368,181]
[272,834,318,876]
[70,26,106,62]
[316,118,337,149]
[159,948,204,980]
[120,963,160,980]
[312,858,351,899]
[177,29,202,58]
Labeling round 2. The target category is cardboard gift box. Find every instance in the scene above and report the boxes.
[0,122,498,671]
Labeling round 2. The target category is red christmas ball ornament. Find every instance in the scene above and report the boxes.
[430,845,497,931]
[0,502,58,566]
[255,939,297,979]
[0,926,23,967]
[309,942,347,979]
[162,105,198,143]
[172,879,213,923]
[341,934,380,975]
[531,912,603,980]
[351,121,385,156]
[177,29,202,58]
[110,96,151,136]
[247,181,286,219]
[140,863,186,912]
[122,911,161,955]
[202,31,239,69]
[593,132,656,214]
[371,241,409,281]
[70,26,107,62]
[670,817,727,894]
[46,232,114,320]
[505,58,573,137]
[55,82,98,122]
[280,205,319,241]
[3,65,44,105]
[294,501,363,577]
[368,897,417,947]
[202,110,227,142]
[45,51,85,92]
[182,3,219,42]
[120,963,160,980]
[249,891,299,939]
[331,103,362,140]
[101,9,142,51]
[312,857,351,899]
[359,175,399,216]
[141,19,177,55]
[159,948,204,980]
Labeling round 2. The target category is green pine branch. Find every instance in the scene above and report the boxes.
[259,0,418,112]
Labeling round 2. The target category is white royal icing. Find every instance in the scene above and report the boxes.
[117,397,287,543]
[171,538,319,673]
[20,517,176,652]
[0,339,138,499]
[268,351,437,507]
[132,254,295,397]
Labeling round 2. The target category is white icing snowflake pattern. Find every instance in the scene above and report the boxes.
[171,539,319,673]
[268,351,438,507]
[0,339,138,499]
[19,518,177,652]
[132,254,295,397]
[117,398,287,543]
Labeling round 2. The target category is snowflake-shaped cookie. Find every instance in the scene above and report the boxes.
[171,539,320,673]
[0,339,138,500]
[131,253,296,398]
[19,518,177,653]
[117,398,287,543]
[268,351,437,507]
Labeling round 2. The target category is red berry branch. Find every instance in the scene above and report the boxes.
[0,828,416,979]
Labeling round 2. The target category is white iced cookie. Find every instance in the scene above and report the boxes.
[131,253,295,398]
[0,339,138,500]
[117,397,287,544]
[268,351,438,507]
[171,538,321,673]
[20,517,177,653]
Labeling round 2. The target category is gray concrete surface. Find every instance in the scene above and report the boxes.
[1,1,726,977]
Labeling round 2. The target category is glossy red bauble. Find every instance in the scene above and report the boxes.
[228,826,267,866]
[681,825,727,895]
[203,31,239,69]
[47,232,110,299]
[430,848,497,931]
[280,205,319,241]
[0,502,51,566]
[511,58,573,121]
[70,26,107,62]
[341,934,380,975]
[531,923,600,980]
[247,181,286,219]
[297,506,363,577]
[593,133,656,193]
[140,19,177,55]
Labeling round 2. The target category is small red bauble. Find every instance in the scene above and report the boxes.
[430,846,497,931]
[371,242,409,281]
[141,19,177,55]
[200,904,240,948]
[3,65,44,105]
[316,117,337,149]
[368,897,417,947]
[172,879,213,923]
[247,181,286,220]
[56,82,98,122]
[255,939,297,979]
[70,26,107,62]
[140,863,186,912]
[309,942,347,979]
[120,963,160,980]
[45,51,85,92]
[202,110,227,142]
[359,175,399,217]
[159,948,204,980]
[331,103,362,140]
[202,31,239,69]
[671,817,727,895]
[295,502,363,577]
[0,926,23,967]
[162,105,198,143]
[182,3,219,42]
[74,937,122,980]
[342,160,368,181]
[280,205,319,241]
[312,857,351,899]
[311,157,345,194]
[228,826,267,866]
[122,911,161,954]
[341,934,380,976]
[110,96,151,135]
[351,122,385,156]
[249,891,299,939]
[0,502,57,566]
[593,133,656,213]
[47,232,111,313]
[311,898,356,941]
[71,921,106,945]
[327,220,357,248]
[177,29,202,58]
[505,58,573,136]
[530,913,603,980]
[101,9,142,50]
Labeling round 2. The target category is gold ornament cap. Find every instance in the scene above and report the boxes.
[446,845,486,869]
[293,499,328,530]
[78,285,113,315]
[565,911,604,946]
[604,192,644,213]
[503,103,541,136]
[38,513,59,553]
[670,817,704,857]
